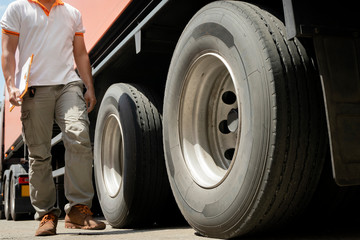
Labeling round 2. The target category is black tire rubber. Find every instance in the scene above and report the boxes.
[94,83,170,227]
[163,1,327,238]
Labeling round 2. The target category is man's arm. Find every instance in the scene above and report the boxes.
[73,35,96,113]
[1,32,20,106]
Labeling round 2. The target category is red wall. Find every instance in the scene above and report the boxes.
[67,0,132,52]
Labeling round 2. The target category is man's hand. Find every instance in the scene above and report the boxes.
[8,86,22,106]
[73,35,96,113]
[2,32,19,106]
[84,87,96,113]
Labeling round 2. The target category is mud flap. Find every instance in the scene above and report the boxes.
[314,35,360,186]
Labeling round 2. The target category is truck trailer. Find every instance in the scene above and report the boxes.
[1,0,360,238]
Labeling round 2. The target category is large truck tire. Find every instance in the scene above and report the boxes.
[94,83,170,227]
[163,1,327,238]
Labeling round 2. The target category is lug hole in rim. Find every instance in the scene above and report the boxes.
[227,108,239,132]
[224,148,235,160]
[222,91,236,105]
[219,120,231,134]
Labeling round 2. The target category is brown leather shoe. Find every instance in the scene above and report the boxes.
[35,212,58,236]
[65,204,106,230]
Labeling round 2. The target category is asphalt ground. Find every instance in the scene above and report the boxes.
[0,218,210,240]
[0,217,360,240]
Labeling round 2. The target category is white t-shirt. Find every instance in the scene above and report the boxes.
[1,0,85,87]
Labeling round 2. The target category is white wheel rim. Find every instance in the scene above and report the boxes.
[101,113,123,198]
[179,52,240,188]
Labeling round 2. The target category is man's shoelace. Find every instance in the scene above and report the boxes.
[75,205,93,216]
[40,214,56,226]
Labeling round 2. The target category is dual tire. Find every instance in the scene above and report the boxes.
[94,1,327,238]
[2,165,27,221]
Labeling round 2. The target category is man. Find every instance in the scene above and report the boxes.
[1,0,105,236]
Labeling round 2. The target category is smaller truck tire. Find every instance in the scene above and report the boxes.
[94,83,170,227]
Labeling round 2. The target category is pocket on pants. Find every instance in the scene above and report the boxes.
[21,110,34,145]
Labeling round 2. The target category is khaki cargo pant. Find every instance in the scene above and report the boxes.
[21,81,94,220]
